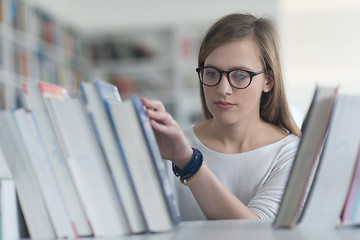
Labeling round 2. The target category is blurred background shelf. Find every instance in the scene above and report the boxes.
[1,0,360,127]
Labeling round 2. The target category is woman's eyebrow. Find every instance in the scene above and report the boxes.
[203,64,254,71]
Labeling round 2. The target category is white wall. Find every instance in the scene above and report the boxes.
[28,0,360,126]
[28,0,279,33]
[279,0,360,125]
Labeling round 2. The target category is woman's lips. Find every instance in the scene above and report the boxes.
[215,101,235,109]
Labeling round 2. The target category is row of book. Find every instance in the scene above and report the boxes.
[0,0,87,111]
[0,34,85,92]
[1,80,360,238]
[274,86,360,229]
[0,80,180,239]
[1,0,83,56]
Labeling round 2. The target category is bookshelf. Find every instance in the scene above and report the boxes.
[85,26,205,127]
[0,0,207,127]
[0,0,87,110]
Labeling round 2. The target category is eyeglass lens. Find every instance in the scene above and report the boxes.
[200,67,251,89]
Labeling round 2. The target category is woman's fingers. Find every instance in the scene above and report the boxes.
[142,97,181,138]
[146,109,176,129]
[141,97,166,112]
[149,118,168,133]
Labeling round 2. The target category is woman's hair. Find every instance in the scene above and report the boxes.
[198,13,301,137]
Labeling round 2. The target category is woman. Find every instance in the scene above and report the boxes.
[142,13,301,221]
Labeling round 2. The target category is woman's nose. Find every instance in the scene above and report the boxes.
[216,74,233,95]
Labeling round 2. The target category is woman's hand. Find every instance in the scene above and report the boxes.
[142,97,260,220]
[141,97,193,168]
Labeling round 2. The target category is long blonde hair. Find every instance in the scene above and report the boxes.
[198,13,301,136]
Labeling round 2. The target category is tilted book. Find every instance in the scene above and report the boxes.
[46,97,130,237]
[23,82,93,237]
[0,110,56,239]
[298,94,360,228]
[0,179,20,239]
[0,146,12,179]
[13,109,76,238]
[342,146,360,225]
[106,95,180,233]
[132,95,181,226]
[274,85,337,228]
[80,80,146,234]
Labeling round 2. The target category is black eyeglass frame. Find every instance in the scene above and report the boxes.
[196,67,266,89]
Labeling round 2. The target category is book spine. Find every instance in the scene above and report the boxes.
[132,95,180,225]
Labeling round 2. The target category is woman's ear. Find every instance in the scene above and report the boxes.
[263,69,274,93]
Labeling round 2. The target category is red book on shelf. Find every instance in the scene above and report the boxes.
[38,82,70,99]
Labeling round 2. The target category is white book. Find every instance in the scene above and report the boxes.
[0,110,55,239]
[131,96,180,226]
[274,85,337,228]
[342,147,360,224]
[0,147,12,179]
[13,109,76,238]
[1,179,20,240]
[299,94,360,228]
[23,82,93,237]
[46,97,130,237]
[80,81,146,233]
[106,96,179,233]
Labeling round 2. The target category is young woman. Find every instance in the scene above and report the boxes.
[142,13,301,221]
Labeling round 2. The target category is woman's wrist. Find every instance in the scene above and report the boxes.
[172,147,194,169]
[172,148,204,186]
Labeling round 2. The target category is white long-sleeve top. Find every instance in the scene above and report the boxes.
[168,126,300,221]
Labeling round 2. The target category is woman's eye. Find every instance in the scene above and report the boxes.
[205,70,218,78]
[235,74,246,80]
[232,71,248,81]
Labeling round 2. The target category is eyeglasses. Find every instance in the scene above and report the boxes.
[196,67,265,89]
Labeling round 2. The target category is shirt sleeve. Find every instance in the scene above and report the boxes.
[247,139,299,219]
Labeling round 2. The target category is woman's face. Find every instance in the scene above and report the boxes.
[203,38,270,126]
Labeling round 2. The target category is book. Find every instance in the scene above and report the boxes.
[274,85,337,228]
[132,95,181,225]
[0,110,56,239]
[95,79,122,103]
[298,94,360,228]
[23,82,93,237]
[342,146,360,225]
[0,147,12,179]
[0,179,20,240]
[12,109,76,238]
[38,81,70,99]
[45,97,130,237]
[106,95,180,233]
[80,80,146,234]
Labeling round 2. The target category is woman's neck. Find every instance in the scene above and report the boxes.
[194,116,288,154]
[195,117,264,154]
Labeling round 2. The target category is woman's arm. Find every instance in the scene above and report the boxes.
[188,163,260,219]
[142,97,259,220]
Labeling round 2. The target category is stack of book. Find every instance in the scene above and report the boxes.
[0,80,180,239]
[1,81,360,238]
[0,147,24,239]
[274,85,360,229]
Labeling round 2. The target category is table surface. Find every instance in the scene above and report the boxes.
[95,219,360,240]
